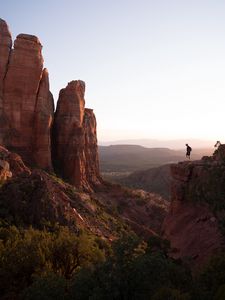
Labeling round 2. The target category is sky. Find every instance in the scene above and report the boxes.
[1,0,225,144]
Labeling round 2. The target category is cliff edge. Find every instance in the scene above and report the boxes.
[163,145,225,268]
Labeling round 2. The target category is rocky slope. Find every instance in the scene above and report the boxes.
[0,144,168,239]
[163,145,225,268]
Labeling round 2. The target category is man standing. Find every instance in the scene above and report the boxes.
[185,144,192,159]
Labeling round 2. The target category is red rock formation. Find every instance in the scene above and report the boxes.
[0,19,101,191]
[33,68,54,169]
[0,21,54,169]
[84,108,101,187]
[52,80,86,187]
[53,81,101,190]
[162,149,225,269]
[0,19,12,144]
[0,19,12,97]
[3,33,43,162]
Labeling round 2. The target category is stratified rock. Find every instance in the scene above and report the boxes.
[52,81,101,190]
[162,147,225,269]
[3,33,43,162]
[1,31,53,169]
[33,68,54,170]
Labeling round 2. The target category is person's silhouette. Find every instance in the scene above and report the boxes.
[185,144,192,159]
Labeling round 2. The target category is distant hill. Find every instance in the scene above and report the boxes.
[99,138,215,149]
[99,144,213,173]
[119,164,171,200]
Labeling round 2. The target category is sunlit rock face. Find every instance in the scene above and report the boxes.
[33,68,54,169]
[52,81,102,191]
[0,22,54,170]
[0,19,102,191]
[162,145,225,269]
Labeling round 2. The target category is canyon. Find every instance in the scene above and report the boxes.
[1,18,225,272]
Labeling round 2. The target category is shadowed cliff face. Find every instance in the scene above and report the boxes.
[163,145,225,268]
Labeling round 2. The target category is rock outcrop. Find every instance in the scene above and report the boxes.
[0,19,12,144]
[84,108,101,187]
[0,19,12,97]
[0,19,101,191]
[1,31,54,169]
[163,145,225,268]
[52,81,101,190]
[33,68,54,169]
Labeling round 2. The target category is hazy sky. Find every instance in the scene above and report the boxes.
[2,0,225,143]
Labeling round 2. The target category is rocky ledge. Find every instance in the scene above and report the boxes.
[162,145,225,268]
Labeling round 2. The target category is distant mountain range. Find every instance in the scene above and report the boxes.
[99,144,213,173]
[99,138,216,150]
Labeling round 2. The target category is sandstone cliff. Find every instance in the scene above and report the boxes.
[0,23,54,170]
[163,145,225,268]
[52,81,101,190]
[0,19,101,191]
[0,19,12,144]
